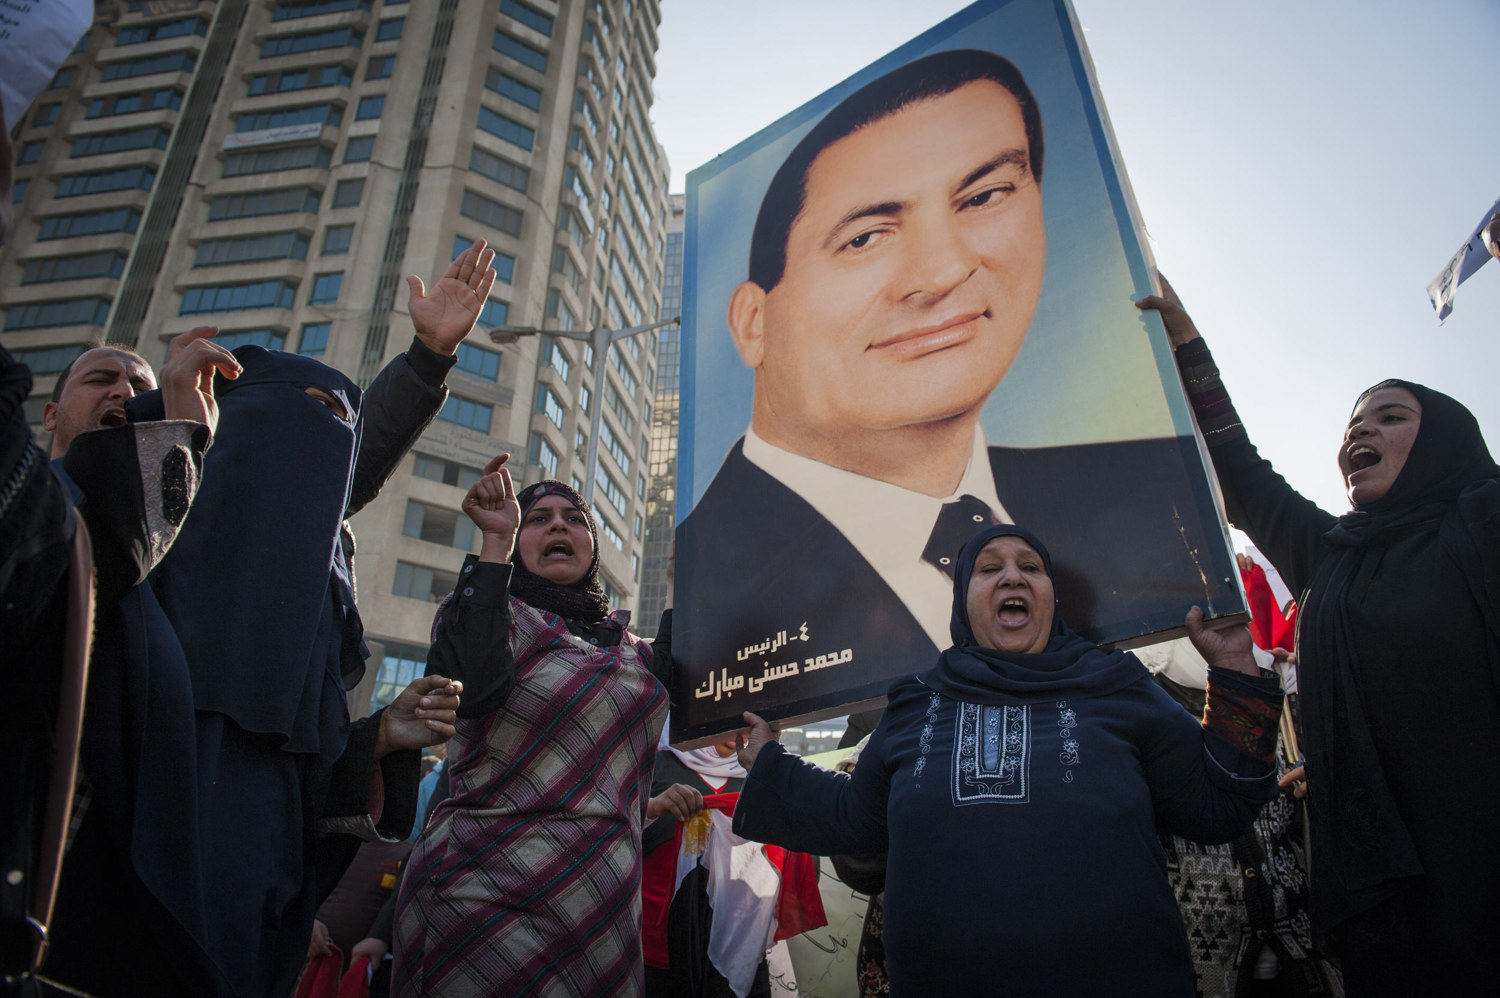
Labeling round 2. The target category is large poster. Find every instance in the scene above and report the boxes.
[672,0,1242,744]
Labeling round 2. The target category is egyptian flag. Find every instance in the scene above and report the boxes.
[641,792,826,997]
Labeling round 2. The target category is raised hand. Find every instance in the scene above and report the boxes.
[407,238,498,356]
[736,711,782,771]
[1134,272,1202,348]
[1184,606,1259,676]
[463,453,521,564]
[159,326,241,434]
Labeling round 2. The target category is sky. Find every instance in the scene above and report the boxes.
[649,0,1500,520]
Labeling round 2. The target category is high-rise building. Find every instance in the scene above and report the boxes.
[3,0,672,713]
[636,191,681,635]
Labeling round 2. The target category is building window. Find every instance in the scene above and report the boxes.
[484,68,541,111]
[437,393,492,432]
[599,515,625,551]
[574,427,587,460]
[260,28,362,58]
[86,87,182,118]
[459,189,522,236]
[368,639,428,714]
[366,54,394,80]
[375,17,404,41]
[69,125,170,158]
[193,231,309,267]
[321,224,354,255]
[4,297,112,331]
[541,336,570,381]
[116,15,207,45]
[222,144,331,177]
[208,328,287,351]
[403,500,475,550]
[50,67,75,89]
[248,63,352,94]
[453,342,500,380]
[100,51,196,82]
[477,107,534,151]
[501,0,552,36]
[208,187,321,220]
[271,0,372,21]
[635,512,644,538]
[38,207,141,240]
[31,103,60,126]
[331,178,364,207]
[7,343,87,375]
[535,385,564,429]
[299,321,331,356]
[468,146,528,193]
[354,95,384,120]
[545,289,575,331]
[235,103,340,133]
[392,560,459,602]
[476,299,509,329]
[578,383,591,416]
[413,453,483,489]
[598,419,631,476]
[492,31,546,73]
[55,165,156,198]
[17,141,46,165]
[308,273,343,305]
[180,280,296,315]
[527,433,559,477]
[492,252,516,284]
[344,135,374,162]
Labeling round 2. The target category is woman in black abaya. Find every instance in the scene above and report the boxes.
[1139,281,1500,996]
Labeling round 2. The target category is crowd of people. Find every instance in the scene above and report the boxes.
[3,40,1499,998]
[5,253,1497,996]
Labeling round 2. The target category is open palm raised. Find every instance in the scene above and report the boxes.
[406,238,498,356]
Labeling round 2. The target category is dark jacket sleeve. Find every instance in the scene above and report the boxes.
[63,420,210,605]
[346,338,455,517]
[648,607,673,687]
[1141,671,1282,844]
[427,554,517,718]
[1175,338,1334,595]
[733,739,890,857]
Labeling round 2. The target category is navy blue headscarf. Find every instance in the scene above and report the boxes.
[920,525,1145,705]
[150,346,364,763]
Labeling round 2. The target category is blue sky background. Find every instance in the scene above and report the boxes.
[653,0,1500,520]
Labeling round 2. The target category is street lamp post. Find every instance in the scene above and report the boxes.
[490,316,679,506]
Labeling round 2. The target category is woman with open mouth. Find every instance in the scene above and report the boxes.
[392,459,695,997]
[731,524,1285,996]
[1139,278,1500,996]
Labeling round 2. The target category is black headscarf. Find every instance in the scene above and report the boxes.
[1326,379,1500,546]
[920,525,1145,705]
[150,346,363,763]
[509,480,611,622]
[1301,379,1499,926]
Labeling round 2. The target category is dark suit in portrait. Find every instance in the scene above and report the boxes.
[672,435,1239,743]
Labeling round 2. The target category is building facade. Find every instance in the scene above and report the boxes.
[636,190,681,635]
[3,0,672,713]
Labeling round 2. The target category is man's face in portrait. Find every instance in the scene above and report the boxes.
[730,79,1046,453]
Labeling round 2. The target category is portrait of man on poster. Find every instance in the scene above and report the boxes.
[673,30,1239,743]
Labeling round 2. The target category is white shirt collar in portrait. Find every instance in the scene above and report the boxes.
[742,427,1011,651]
